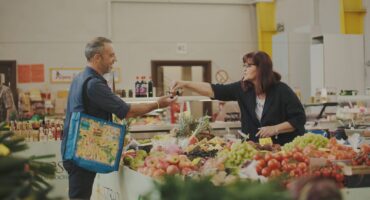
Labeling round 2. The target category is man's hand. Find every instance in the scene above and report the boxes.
[157,95,177,108]
[256,126,279,138]
[170,81,187,96]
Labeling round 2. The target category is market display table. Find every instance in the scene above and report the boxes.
[92,166,370,200]
[92,166,153,200]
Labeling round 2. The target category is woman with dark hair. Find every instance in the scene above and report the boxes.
[171,51,306,145]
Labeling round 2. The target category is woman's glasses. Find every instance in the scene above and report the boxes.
[243,63,255,68]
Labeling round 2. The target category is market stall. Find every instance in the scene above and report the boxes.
[90,112,370,200]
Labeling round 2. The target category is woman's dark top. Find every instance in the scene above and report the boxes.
[211,81,306,145]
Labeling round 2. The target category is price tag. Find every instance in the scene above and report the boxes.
[259,137,273,146]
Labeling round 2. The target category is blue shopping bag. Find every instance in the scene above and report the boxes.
[64,112,126,173]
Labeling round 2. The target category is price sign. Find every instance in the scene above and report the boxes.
[259,137,273,146]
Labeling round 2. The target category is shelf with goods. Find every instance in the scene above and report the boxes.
[333,96,370,140]
[337,95,370,102]
[121,96,212,103]
[129,121,241,133]
[124,95,241,137]
[304,95,370,134]
[8,119,64,142]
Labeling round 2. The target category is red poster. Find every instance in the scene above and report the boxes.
[31,64,44,82]
[18,64,31,83]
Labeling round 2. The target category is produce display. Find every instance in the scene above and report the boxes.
[121,114,370,195]
[282,133,329,152]
[217,141,257,171]
[123,149,147,170]
[254,149,310,179]
[310,163,344,187]
[137,153,198,178]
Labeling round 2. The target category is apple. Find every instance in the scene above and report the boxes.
[144,157,158,167]
[178,160,193,169]
[156,160,170,170]
[178,155,188,162]
[152,169,166,178]
[148,167,157,176]
[181,167,193,176]
[166,155,180,165]
[166,165,180,175]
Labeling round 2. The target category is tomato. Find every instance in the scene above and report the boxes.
[261,167,271,177]
[313,171,321,177]
[256,165,262,175]
[335,174,344,182]
[289,163,297,170]
[292,147,301,152]
[264,153,273,161]
[297,162,307,171]
[253,154,263,161]
[352,160,359,166]
[293,152,304,162]
[331,171,338,178]
[281,165,290,172]
[281,159,289,167]
[294,169,302,176]
[270,169,281,177]
[258,160,266,168]
[267,159,280,170]
[321,169,330,177]
[286,152,293,158]
[274,153,283,162]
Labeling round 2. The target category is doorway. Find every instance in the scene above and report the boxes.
[151,60,212,117]
[0,60,18,108]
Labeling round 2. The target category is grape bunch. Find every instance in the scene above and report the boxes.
[217,141,257,169]
[283,133,328,152]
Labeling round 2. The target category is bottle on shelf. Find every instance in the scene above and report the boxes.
[140,76,147,98]
[128,89,133,98]
[148,76,153,97]
[135,76,141,97]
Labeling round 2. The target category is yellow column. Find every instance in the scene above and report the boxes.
[256,1,276,56]
[340,0,366,34]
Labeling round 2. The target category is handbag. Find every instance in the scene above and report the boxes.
[63,77,126,173]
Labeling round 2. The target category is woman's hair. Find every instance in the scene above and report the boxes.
[242,52,254,63]
[241,51,281,94]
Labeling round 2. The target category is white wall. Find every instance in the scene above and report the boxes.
[275,0,368,96]
[275,0,341,34]
[273,32,311,102]
[0,0,109,94]
[275,0,315,32]
[111,2,257,91]
[0,0,257,97]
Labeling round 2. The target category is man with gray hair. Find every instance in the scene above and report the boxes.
[62,37,177,199]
